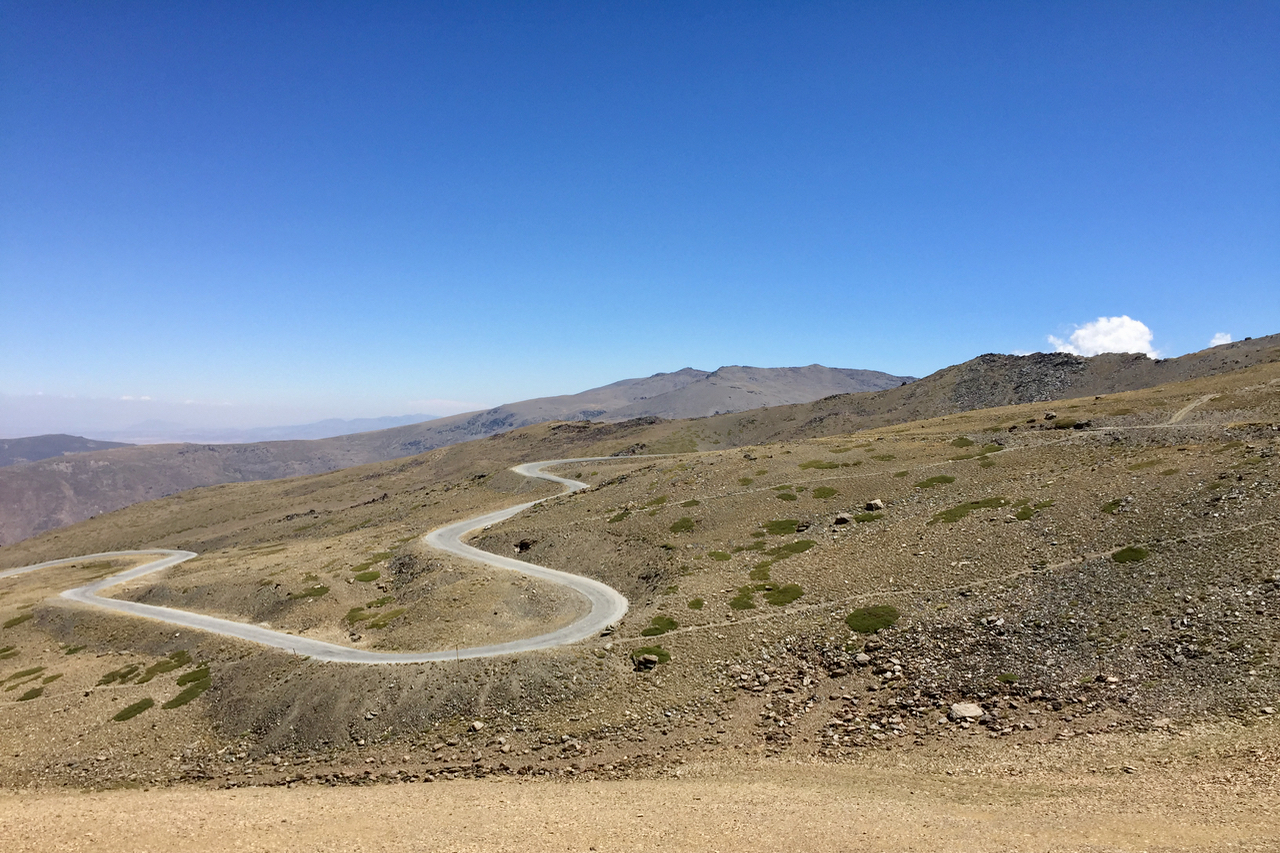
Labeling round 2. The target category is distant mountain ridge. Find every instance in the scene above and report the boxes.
[86,414,439,445]
[9,336,1278,548]
[0,434,133,468]
[0,364,912,545]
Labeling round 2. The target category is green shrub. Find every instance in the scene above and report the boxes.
[136,650,192,684]
[762,584,803,606]
[929,497,1008,524]
[763,519,799,535]
[893,470,909,478]
[98,664,141,686]
[352,571,380,582]
[870,454,895,461]
[63,645,86,655]
[646,496,668,506]
[176,667,209,686]
[113,698,155,722]
[641,615,678,637]
[669,517,695,533]
[950,437,975,448]
[687,598,704,610]
[365,608,406,629]
[608,509,631,523]
[18,686,44,702]
[4,666,44,683]
[729,587,757,610]
[163,679,210,709]
[707,551,730,561]
[772,485,794,491]
[3,613,33,630]
[853,512,882,523]
[749,562,772,581]
[915,475,956,489]
[811,486,838,499]
[766,540,815,559]
[845,605,900,634]
[776,492,797,502]
[288,585,329,600]
[1100,499,1124,515]
[680,499,701,507]
[799,460,840,470]
[738,478,754,486]
[631,646,670,664]
[1112,546,1149,563]
[998,673,1019,684]
[978,457,996,468]
[0,646,18,660]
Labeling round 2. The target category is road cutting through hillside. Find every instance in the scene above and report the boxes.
[0,457,631,663]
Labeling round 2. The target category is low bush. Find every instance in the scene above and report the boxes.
[914,475,956,488]
[845,605,900,634]
[640,615,678,637]
[811,486,838,499]
[762,584,803,606]
[762,519,799,535]
[631,646,671,664]
[113,698,155,722]
[929,497,1008,524]
[669,517,695,533]
[1112,546,1149,563]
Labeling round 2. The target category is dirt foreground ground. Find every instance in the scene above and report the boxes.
[3,751,1278,853]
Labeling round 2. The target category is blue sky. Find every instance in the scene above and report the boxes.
[2,1,1277,434]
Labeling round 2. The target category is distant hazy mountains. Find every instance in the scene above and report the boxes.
[85,414,439,445]
[0,364,911,545]
[11,336,1278,548]
[0,434,133,468]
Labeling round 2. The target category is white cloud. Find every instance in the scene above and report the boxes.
[1048,316,1158,357]
[1210,332,1232,347]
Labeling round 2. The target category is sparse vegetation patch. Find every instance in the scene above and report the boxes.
[3,614,32,630]
[630,646,670,664]
[853,512,883,523]
[687,598,704,610]
[799,460,839,470]
[669,517,695,533]
[762,583,803,606]
[776,492,797,501]
[1112,546,1149,563]
[811,486,838,499]
[845,605,900,634]
[640,616,678,637]
[765,540,815,559]
[929,497,1008,524]
[914,475,956,489]
[113,698,155,722]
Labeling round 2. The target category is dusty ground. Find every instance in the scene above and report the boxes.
[3,740,1279,852]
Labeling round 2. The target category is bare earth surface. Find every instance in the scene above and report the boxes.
[3,755,1278,853]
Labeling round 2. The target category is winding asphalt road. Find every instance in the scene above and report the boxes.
[0,457,632,663]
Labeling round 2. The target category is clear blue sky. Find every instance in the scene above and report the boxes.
[3,1,1277,434]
